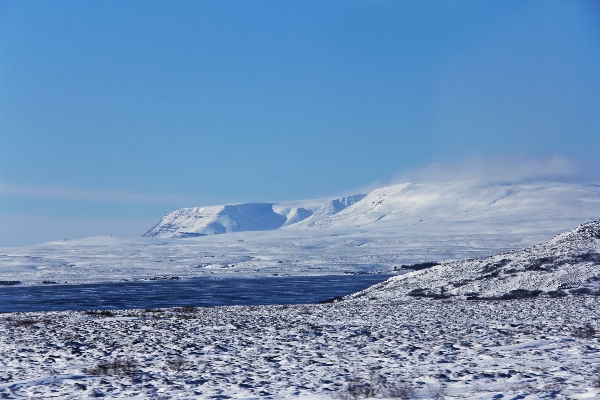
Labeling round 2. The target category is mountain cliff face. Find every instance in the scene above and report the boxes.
[288,194,367,229]
[143,203,288,238]
[353,220,600,300]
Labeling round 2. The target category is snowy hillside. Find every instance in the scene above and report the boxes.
[287,180,600,233]
[355,220,600,300]
[3,297,600,398]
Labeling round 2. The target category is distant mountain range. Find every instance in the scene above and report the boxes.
[144,180,600,238]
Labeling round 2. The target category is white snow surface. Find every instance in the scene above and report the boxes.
[1,180,599,285]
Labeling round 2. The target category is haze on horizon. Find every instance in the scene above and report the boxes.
[1,0,599,246]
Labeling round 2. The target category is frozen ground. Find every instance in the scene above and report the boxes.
[0,296,599,399]
[1,180,599,285]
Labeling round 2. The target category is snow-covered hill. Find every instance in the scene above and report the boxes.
[145,180,600,239]
[286,180,600,233]
[355,220,600,300]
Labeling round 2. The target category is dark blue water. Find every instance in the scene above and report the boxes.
[0,275,392,313]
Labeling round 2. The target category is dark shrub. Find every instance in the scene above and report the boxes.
[452,279,472,288]
[401,262,439,271]
[573,324,596,339]
[480,259,510,273]
[174,305,197,313]
[525,257,556,272]
[337,375,415,399]
[499,289,543,300]
[166,356,186,372]
[11,319,38,328]
[408,288,452,299]
[570,288,592,295]
[87,358,137,376]
[84,310,115,317]
[547,290,568,298]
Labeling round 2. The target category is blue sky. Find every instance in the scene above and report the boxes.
[1,0,599,246]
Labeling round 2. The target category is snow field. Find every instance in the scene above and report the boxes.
[0,230,533,285]
[1,296,599,399]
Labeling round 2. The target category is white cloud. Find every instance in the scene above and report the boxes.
[393,154,598,184]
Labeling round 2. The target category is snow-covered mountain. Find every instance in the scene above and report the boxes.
[146,180,600,238]
[354,220,600,300]
[143,195,366,238]
[289,194,366,229]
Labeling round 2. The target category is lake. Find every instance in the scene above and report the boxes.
[0,274,393,312]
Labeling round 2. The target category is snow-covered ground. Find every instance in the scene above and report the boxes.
[1,297,599,399]
[1,180,599,285]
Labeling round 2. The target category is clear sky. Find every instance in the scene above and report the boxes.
[1,0,599,246]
